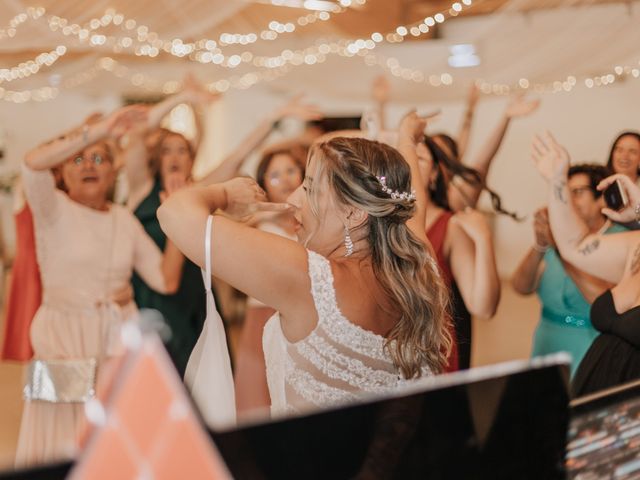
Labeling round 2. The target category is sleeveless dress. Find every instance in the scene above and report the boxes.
[1,205,41,361]
[572,290,640,397]
[132,179,207,376]
[533,223,626,377]
[426,211,469,371]
[16,165,170,467]
[263,249,431,418]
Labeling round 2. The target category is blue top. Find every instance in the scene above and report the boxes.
[533,222,627,376]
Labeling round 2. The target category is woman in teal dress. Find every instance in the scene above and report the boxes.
[512,164,626,376]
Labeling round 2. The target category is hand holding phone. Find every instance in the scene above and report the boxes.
[603,179,629,211]
[598,174,640,223]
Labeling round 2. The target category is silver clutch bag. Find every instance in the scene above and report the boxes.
[23,358,97,403]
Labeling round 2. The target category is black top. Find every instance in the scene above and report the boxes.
[591,290,640,347]
[572,290,640,397]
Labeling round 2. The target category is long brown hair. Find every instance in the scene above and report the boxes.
[148,129,195,180]
[308,137,451,377]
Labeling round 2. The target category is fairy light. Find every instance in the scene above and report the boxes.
[4,1,637,102]
[0,46,67,83]
[0,6,46,39]
[363,50,640,96]
[0,1,467,70]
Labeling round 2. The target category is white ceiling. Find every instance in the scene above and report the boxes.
[1,0,639,102]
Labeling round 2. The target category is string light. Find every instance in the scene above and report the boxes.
[1,56,292,103]
[362,51,640,96]
[220,2,367,46]
[0,6,46,39]
[4,1,636,102]
[0,1,467,71]
[0,46,67,83]
[383,0,474,44]
[0,85,58,103]
[363,52,455,87]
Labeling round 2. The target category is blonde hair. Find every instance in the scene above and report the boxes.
[308,137,451,377]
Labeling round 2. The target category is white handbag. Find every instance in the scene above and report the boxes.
[184,215,236,429]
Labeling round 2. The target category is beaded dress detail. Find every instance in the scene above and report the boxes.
[263,249,431,417]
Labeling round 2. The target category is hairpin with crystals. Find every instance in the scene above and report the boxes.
[376,176,416,202]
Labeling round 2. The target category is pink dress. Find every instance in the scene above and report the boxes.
[15,165,169,467]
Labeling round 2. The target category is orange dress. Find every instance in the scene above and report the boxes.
[1,205,41,362]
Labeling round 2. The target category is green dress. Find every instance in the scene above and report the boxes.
[132,180,207,376]
[533,223,627,377]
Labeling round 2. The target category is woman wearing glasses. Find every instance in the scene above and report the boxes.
[15,106,183,467]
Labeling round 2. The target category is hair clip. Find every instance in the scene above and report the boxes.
[376,176,416,202]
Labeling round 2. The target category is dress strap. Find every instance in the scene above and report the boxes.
[306,249,338,323]
[202,215,213,292]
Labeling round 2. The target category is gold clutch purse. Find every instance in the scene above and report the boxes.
[23,358,97,403]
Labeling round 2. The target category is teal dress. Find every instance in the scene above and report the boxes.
[533,223,627,377]
[132,180,207,376]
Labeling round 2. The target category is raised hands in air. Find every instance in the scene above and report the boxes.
[531,131,570,182]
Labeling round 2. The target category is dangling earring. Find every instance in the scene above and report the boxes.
[344,226,354,257]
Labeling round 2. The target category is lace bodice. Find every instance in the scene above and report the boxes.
[263,250,431,418]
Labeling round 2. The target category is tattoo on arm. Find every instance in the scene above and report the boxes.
[578,238,600,256]
[630,243,640,275]
[553,180,567,204]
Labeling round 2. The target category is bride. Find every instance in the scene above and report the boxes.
[158,112,450,420]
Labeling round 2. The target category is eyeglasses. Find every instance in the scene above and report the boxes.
[72,153,110,166]
[569,186,594,197]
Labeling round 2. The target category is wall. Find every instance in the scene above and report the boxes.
[1,79,639,276]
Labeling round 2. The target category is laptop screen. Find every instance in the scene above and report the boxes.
[567,379,640,479]
[210,357,570,480]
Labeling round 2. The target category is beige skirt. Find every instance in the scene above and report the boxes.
[15,290,135,468]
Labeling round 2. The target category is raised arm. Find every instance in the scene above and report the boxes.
[448,95,540,211]
[397,111,429,245]
[449,209,501,318]
[131,213,182,295]
[371,75,390,131]
[510,208,551,295]
[157,178,308,314]
[533,132,633,284]
[456,84,480,160]
[24,106,144,171]
[195,94,322,186]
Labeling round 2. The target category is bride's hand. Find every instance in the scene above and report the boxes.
[222,177,292,220]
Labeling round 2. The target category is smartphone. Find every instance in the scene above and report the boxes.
[604,179,629,211]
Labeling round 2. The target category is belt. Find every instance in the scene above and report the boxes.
[541,306,592,328]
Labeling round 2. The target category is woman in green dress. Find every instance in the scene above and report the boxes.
[121,84,320,374]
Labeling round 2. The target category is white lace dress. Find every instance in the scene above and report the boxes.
[263,250,432,418]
